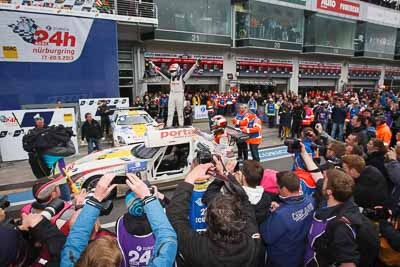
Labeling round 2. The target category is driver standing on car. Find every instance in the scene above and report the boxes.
[149,59,199,127]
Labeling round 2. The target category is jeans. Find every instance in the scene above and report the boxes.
[56,159,71,201]
[87,138,101,154]
[321,121,328,132]
[249,144,260,162]
[331,123,344,141]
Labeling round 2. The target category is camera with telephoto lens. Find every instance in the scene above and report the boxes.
[41,198,65,221]
[0,195,10,209]
[284,139,302,154]
[196,149,214,164]
[363,207,392,221]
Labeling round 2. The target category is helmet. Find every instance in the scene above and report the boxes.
[211,115,227,130]
[168,63,180,77]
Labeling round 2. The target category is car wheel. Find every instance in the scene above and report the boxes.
[82,175,118,199]
[82,175,102,191]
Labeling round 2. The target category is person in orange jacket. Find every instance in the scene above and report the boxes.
[241,111,262,161]
[376,115,392,147]
[232,104,249,160]
[302,103,314,127]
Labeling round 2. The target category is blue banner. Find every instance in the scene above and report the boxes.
[0,13,119,110]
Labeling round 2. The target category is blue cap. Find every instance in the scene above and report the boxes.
[125,191,144,217]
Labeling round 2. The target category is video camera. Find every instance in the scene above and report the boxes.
[284,138,327,155]
[284,139,301,154]
[319,157,343,171]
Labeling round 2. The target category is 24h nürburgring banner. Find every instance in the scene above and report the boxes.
[0,10,93,63]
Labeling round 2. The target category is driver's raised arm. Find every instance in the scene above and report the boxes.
[150,61,170,81]
[183,60,199,82]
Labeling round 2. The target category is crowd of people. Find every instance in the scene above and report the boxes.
[4,87,400,267]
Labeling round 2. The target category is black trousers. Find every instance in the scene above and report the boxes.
[237,141,248,160]
[249,144,260,162]
[101,118,110,135]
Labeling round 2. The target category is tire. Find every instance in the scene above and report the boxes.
[82,175,118,199]
[82,175,102,191]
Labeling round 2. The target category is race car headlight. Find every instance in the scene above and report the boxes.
[117,136,126,144]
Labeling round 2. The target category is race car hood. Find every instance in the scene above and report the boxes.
[66,145,148,177]
[115,124,154,144]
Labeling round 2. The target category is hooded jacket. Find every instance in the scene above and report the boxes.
[306,200,361,267]
[243,186,272,225]
[354,165,388,209]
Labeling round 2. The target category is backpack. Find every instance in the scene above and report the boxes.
[305,213,379,267]
[331,215,379,267]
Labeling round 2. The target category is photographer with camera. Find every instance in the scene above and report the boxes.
[166,163,261,267]
[291,127,318,171]
[21,177,75,234]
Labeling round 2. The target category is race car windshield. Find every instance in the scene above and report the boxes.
[132,144,159,159]
[117,115,152,125]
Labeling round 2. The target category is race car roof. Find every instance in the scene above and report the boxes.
[145,127,196,148]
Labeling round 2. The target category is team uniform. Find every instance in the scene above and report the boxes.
[242,113,262,162]
[152,61,199,127]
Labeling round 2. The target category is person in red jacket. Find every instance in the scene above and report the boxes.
[242,112,262,161]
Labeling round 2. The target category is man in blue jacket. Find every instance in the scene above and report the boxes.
[61,173,177,267]
[260,171,315,267]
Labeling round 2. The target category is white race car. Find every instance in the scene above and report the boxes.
[112,109,161,146]
[61,127,218,190]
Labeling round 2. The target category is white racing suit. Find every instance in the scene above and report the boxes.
[197,130,235,160]
[156,64,198,127]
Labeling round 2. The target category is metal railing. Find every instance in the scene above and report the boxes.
[112,0,157,19]
[0,0,158,23]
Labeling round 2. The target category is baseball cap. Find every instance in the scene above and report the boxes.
[33,113,44,121]
[32,176,66,203]
[125,191,145,217]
